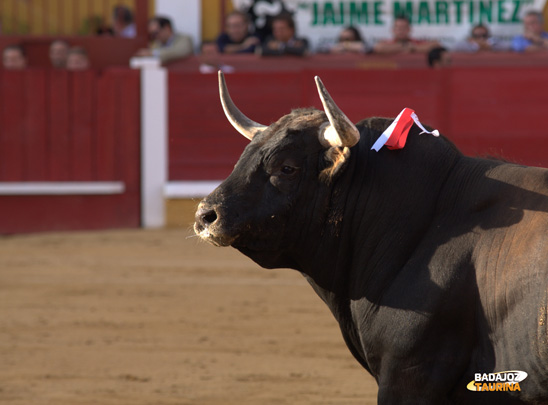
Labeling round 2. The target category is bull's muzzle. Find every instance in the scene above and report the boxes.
[194,202,235,247]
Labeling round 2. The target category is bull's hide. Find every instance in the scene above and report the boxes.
[195,72,548,404]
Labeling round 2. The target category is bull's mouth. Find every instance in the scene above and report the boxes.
[193,222,237,247]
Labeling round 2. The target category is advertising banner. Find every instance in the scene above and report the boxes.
[233,0,546,50]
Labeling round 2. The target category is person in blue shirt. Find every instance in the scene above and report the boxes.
[512,10,548,52]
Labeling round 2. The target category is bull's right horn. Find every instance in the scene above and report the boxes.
[219,71,267,141]
[315,76,360,148]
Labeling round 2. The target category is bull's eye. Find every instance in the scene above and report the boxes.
[269,162,299,191]
[281,166,296,175]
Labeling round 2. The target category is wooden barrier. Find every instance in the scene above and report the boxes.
[0,68,141,233]
[2,55,548,233]
[167,52,548,72]
[168,63,548,182]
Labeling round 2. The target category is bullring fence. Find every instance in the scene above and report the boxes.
[1,53,548,233]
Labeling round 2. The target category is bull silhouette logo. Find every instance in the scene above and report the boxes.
[234,0,298,40]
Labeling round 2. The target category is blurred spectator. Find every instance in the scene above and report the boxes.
[217,11,259,54]
[373,15,439,54]
[49,39,70,68]
[199,41,235,74]
[329,26,368,54]
[427,46,451,68]
[96,26,115,36]
[259,13,309,56]
[96,19,115,36]
[135,16,193,63]
[453,24,510,52]
[512,10,548,52]
[2,44,27,70]
[112,5,136,38]
[66,47,90,70]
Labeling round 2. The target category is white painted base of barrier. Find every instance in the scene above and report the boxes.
[132,58,220,226]
[164,181,221,199]
[132,57,167,228]
[0,182,125,195]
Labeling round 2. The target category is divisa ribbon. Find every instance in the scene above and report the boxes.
[371,108,439,152]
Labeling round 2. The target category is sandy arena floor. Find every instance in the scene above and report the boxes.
[0,227,377,404]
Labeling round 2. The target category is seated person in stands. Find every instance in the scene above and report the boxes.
[328,26,368,54]
[217,11,259,54]
[2,44,27,70]
[512,10,548,52]
[135,16,193,63]
[373,15,439,54]
[427,46,451,68]
[259,13,309,56]
[49,39,70,68]
[66,47,90,70]
[453,24,510,52]
[199,41,235,74]
[112,5,136,38]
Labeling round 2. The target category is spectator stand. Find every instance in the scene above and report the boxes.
[0,0,149,68]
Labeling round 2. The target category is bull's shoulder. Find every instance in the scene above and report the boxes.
[484,162,548,195]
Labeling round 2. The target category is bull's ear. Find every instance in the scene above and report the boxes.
[315,76,360,149]
[219,71,267,141]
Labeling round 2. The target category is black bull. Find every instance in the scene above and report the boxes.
[194,72,548,404]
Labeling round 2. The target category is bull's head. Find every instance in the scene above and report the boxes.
[194,72,360,268]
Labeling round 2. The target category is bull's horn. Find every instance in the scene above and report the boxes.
[315,76,360,148]
[219,71,267,140]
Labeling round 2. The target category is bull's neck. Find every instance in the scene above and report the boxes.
[292,129,461,300]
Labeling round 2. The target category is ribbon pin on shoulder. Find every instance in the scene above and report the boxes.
[371,108,439,152]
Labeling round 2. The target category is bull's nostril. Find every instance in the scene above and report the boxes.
[201,210,217,225]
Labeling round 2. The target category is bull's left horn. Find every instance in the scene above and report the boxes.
[219,71,267,141]
[315,76,360,148]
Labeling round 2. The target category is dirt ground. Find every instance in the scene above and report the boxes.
[0,227,378,405]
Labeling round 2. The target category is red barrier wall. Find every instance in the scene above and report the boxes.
[168,66,548,181]
[0,68,141,233]
[2,61,546,233]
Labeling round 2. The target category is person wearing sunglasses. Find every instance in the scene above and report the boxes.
[328,26,369,54]
[453,23,510,52]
